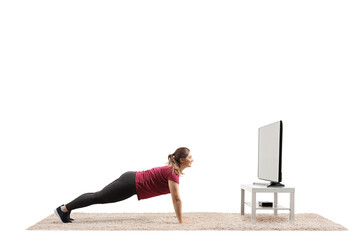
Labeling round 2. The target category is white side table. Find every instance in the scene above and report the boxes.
[241,184,295,224]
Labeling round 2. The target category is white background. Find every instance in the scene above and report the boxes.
[1,0,359,239]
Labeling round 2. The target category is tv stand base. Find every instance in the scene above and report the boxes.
[268,181,285,187]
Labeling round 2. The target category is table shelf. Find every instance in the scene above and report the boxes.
[245,202,290,211]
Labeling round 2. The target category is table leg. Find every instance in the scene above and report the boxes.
[274,192,278,216]
[241,188,245,215]
[290,191,295,223]
[251,191,256,224]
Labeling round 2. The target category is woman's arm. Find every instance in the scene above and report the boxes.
[168,180,183,223]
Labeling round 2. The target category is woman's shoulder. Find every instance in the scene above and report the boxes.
[149,166,179,179]
[157,165,173,173]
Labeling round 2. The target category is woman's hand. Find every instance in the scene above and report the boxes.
[180,221,192,224]
[180,220,192,224]
[180,216,192,224]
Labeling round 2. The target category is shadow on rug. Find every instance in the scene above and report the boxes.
[27,212,347,231]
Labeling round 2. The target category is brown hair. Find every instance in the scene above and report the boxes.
[167,147,190,176]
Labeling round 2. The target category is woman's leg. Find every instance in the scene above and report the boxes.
[65,171,137,211]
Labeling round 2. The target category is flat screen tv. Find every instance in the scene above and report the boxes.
[257,120,284,187]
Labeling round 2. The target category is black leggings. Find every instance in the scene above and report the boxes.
[66,171,137,211]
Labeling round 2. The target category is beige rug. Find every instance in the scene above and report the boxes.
[27,212,347,231]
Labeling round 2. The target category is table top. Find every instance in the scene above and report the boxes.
[241,184,295,192]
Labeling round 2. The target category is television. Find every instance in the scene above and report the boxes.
[257,120,284,187]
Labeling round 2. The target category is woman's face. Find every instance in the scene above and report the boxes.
[181,151,194,168]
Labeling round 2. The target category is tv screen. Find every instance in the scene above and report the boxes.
[257,121,284,187]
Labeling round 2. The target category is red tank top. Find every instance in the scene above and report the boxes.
[135,166,179,200]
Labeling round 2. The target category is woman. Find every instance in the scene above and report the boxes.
[54,147,193,224]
